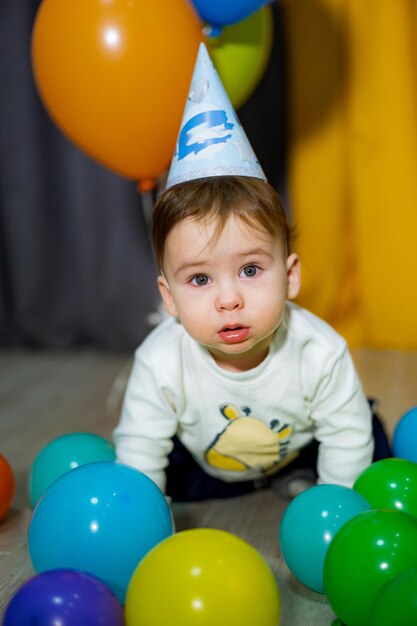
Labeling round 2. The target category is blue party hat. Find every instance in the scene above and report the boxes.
[166,43,266,189]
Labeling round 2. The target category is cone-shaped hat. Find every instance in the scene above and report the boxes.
[166,43,266,189]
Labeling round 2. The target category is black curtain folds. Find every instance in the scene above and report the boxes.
[0,1,286,351]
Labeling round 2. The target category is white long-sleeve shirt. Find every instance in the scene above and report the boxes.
[113,302,373,493]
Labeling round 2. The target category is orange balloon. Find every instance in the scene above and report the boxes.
[0,455,14,521]
[32,0,204,190]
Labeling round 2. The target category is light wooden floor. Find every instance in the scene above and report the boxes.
[1,347,416,623]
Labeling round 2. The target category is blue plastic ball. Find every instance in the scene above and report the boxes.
[393,406,417,463]
[279,484,370,593]
[28,432,116,508]
[28,462,173,603]
[3,569,124,626]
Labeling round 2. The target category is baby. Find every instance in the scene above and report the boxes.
[113,44,389,501]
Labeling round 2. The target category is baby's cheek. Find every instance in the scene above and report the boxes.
[180,314,210,341]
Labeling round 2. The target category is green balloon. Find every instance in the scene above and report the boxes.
[209,6,273,109]
[324,509,417,626]
[369,568,417,626]
[353,458,417,518]
[28,432,116,508]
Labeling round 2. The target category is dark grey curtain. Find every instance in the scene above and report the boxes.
[0,1,286,351]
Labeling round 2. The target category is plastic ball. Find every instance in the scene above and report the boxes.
[3,569,124,626]
[28,462,173,603]
[279,484,370,593]
[28,432,116,508]
[324,509,417,626]
[0,454,14,521]
[353,458,417,518]
[369,568,417,626]
[125,528,280,626]
[393,406,417,462]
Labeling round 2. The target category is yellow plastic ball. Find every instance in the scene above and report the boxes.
[125,528,280,626]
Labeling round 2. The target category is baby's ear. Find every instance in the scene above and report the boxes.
[157,274,178,317]
[286,253,301,300]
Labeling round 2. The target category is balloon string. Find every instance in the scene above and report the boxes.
[141,190,154,228]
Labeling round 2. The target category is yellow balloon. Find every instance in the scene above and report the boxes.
[208,6,273,109]
[125,528,280,626]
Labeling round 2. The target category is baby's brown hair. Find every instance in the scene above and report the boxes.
[152,176,294,270]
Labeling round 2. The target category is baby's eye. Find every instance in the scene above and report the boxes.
[240,264,260,278]
[190,274,211,286]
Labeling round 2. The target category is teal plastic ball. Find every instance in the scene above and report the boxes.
[28,432,115,507]
[280,484,370,593]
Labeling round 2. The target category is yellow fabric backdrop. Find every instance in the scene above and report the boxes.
[282,0,417,349]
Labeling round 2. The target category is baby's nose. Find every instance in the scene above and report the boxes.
[216,286,243,311]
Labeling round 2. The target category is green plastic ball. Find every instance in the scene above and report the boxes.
[324,509,417,626]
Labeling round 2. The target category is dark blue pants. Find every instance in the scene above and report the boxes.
[166,399,392,502]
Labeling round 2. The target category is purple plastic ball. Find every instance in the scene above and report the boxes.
[3,569,124,626]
